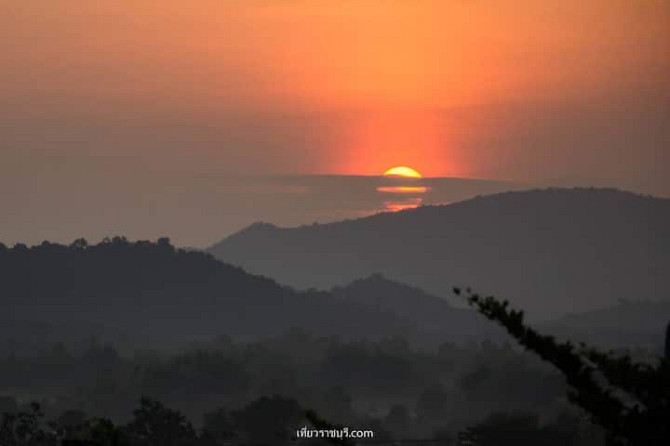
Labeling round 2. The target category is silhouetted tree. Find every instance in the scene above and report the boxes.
[52,410,87,439]
[70,238,89,250]
[232,395,302,446]
[124,397,196,446]
[84,418,128,446]
[200,407,235,444]
[304,409,355,445]
[456,287,670,444]
[0,402,56,445]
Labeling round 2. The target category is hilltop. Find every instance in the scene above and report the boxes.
[210,188,670,318]
[0,238,413,350]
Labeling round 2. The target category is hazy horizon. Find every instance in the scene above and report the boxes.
[2,1,668,246]
[1,2,669,441]
[3,173,663,248]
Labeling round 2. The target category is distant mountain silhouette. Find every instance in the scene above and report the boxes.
[0,238,415,350]
[210,188,670,319]
[331,274,499,343]
[540,300,670,351]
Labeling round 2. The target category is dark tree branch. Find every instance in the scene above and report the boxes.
[455,287,670,444]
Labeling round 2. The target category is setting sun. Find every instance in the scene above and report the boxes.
[383,166,422,178]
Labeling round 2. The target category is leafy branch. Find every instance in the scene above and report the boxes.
[455,287,670,444]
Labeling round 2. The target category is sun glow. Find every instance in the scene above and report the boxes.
[377,186,429,194]
[377,167,429,212]
[384,198,424,212]
[383,166,422,178]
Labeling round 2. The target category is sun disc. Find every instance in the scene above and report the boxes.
[382,166,422,178]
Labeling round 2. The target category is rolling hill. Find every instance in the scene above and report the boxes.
[540,300,670,352]
[0,238,414,350]
[210,188,670,319]
[331,273,499,343]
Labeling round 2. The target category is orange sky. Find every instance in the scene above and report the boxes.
[1,0,668,244]
[2,0,668,177]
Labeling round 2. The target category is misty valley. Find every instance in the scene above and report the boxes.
[1,189,668,445]
[3,1,669,443]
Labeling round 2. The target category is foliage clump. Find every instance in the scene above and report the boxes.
[456,287,670,444]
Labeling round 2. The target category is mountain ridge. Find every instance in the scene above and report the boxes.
[0,238,416,350]
[331,273,500,343]
[209,188,670,319]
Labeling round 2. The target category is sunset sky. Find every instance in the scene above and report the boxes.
[1,1,668,246]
